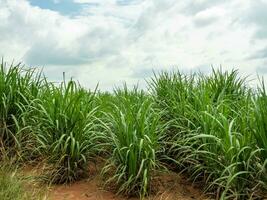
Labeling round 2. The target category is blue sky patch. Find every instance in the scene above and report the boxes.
[28,0,98,16]
[117,0,143,6]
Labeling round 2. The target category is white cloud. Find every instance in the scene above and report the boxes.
[0,0,267,91]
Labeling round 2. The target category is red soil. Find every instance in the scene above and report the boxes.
[49,172,209,200]
[22,161,209,200]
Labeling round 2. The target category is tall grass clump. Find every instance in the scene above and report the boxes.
[0,60,43,160]
[195,70,257,199]
[253,80,267,193]
[149,71,195,127]
[254,80,267,160]
[30,79,100,183]
[102,85,165,199]
[150,69,259,199]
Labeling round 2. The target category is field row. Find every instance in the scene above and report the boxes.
[1,61,267,199]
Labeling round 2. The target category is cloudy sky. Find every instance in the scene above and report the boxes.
[0,0,267,90]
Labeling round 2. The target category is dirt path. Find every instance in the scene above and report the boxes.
[49,172,209,200]
[22,161,209,200]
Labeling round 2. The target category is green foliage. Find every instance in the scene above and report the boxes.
[0,61,43,160]
[30,80,101,183]
[102,86,165,199]
[150,69,260,199]
[0,170,24,200]
[2,58,267,199]
[0,164,45,200]
[254,81,267,160]
[253,81,267,192]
